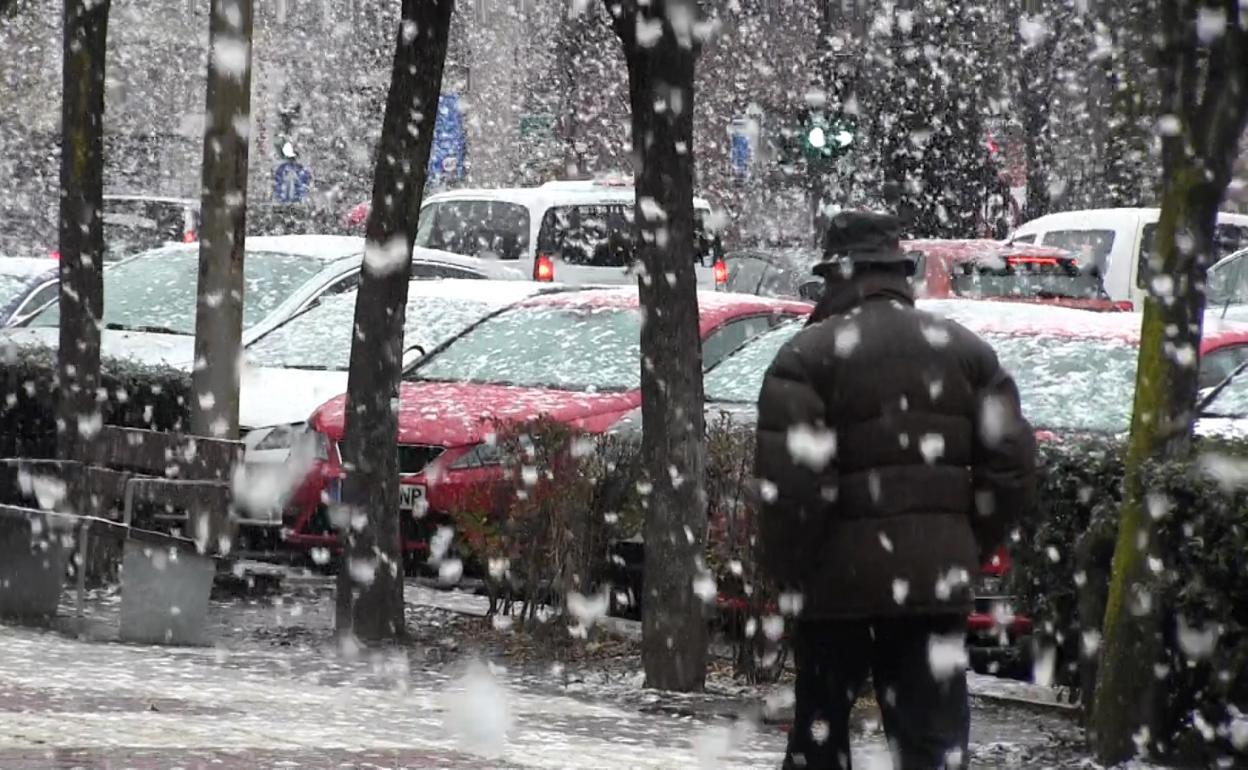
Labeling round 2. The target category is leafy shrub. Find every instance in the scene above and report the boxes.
[1011,432,1248,763]
[0,343,192,458]
[450,417,641,623]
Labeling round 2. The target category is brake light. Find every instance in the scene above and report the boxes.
[1113,301,1134,312]
[713,259,728,287]
[1006,256,1059,266]
[183,230,197,243]
[534,254,555,282]
[48,250,60,260]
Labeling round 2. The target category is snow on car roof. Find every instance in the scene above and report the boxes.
[520,286,810,331]
[423,184,714,212]
[403,278,558,304]
[922,298,1248,353]
[904,238,1073,263]
[0,256,59,277]
[1014,207,1248,234]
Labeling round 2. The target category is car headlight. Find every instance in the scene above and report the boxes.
[449,442,504,469]
[254,422,307,451]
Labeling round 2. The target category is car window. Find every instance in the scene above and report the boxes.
[12,280,58,321]
[724,256,768,294]
[758,263,808,298]
[249,292,503,371]
[28,247,326,334]
[411,305,643,391]
[1207,254,1248,308]
[536,204,722,269]
[704,321,801,402]
[415,201,530,260]
[702,314,776,367]
[1040,230,1114,275]
[1199,345,1248,391]
[410,261,482,280]
[1010,234,1037,245]
[1140,224,1248,289]
[0,274,31,308]
[950,255,1103,299]
[321,272,361,297]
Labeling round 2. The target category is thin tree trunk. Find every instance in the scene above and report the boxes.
[191,0,254,439]
[608,0,708,693]
[1092,0,1248,759]
[56,0,110,463]
[335,0,454,643]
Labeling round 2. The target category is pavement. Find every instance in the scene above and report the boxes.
[0,575,1101,769]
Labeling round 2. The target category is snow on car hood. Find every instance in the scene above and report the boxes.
[0,326,196,369]
[239,366,350,430]
[310,381,641,447]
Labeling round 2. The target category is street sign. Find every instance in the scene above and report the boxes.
[273,160,311,203]
[428,94,465,184]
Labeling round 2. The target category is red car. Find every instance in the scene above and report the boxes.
[286,287,811,552]
[908,239,1132,312]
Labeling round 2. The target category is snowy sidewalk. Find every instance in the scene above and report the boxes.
[0,582,1091,769]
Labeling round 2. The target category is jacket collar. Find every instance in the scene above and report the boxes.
[807,271,914,325]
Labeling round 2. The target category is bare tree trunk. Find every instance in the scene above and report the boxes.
[191,0,254,439]
[56,0,110,462]
[1092,1,1248,761]
[607,0,708,693]
[335,0,454,643]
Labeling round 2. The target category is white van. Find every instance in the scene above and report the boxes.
[1010,208,1248,309]
[411,179,726,287]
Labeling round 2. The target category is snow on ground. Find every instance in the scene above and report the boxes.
[0,579,1098,768]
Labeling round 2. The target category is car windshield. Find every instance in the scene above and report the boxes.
[27,247,326,334]
[0,274,31,307]
[410,304,643,391]
[704,321,801,403]
[249,292,505,370]
[951,256,1103,300]
[985,333,1137,432]
[702,323,1142,432]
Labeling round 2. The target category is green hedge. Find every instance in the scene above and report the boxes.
[0,343,192,458]
[1010,432,1248,763]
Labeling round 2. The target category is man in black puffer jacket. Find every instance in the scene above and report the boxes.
[756,211,1036,770]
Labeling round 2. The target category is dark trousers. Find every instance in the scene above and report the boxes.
[782,615,970,770]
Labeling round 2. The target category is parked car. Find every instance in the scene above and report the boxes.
[0,256,58,327]
[101,194,200,260]
[4,235,526,368]
[1010,208,1248,309]
[723,240,1127,311]
[633,299,1248,676]
[286,288,811,554]
[234,279,560,529]
[349,178,727,287]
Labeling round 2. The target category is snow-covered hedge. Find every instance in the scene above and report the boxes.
[1012,433,1248,763]
[0,344,192,458]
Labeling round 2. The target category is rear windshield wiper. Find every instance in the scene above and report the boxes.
[105,322,189,335]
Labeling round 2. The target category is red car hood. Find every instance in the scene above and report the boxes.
[310,381,641,447]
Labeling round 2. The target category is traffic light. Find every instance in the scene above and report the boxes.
[802,111,856,161]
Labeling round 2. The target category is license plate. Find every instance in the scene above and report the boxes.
[399,484,427,515]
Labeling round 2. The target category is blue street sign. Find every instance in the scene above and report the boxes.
[428,94,465,183]
[273,160,311,203]
[730,123,751,180]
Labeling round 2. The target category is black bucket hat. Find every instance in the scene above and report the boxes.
[813,210,915,279]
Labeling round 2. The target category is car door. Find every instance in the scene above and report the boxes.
[6,279,58,326]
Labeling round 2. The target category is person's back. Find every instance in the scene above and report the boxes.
[755,211,1036,770]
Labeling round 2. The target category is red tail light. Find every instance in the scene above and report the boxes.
[48,250,60,260]
[534,254,555,282]
[713,259,728,286]
[183,230,197,243]
[1113,301,1134,312]
[1006,256,1058,266]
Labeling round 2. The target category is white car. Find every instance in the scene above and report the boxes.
[3,235,525,367]
[410,179,727,287]
[232,279,557,525]
[0,256,59,327]
[1010,208,1248,309]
